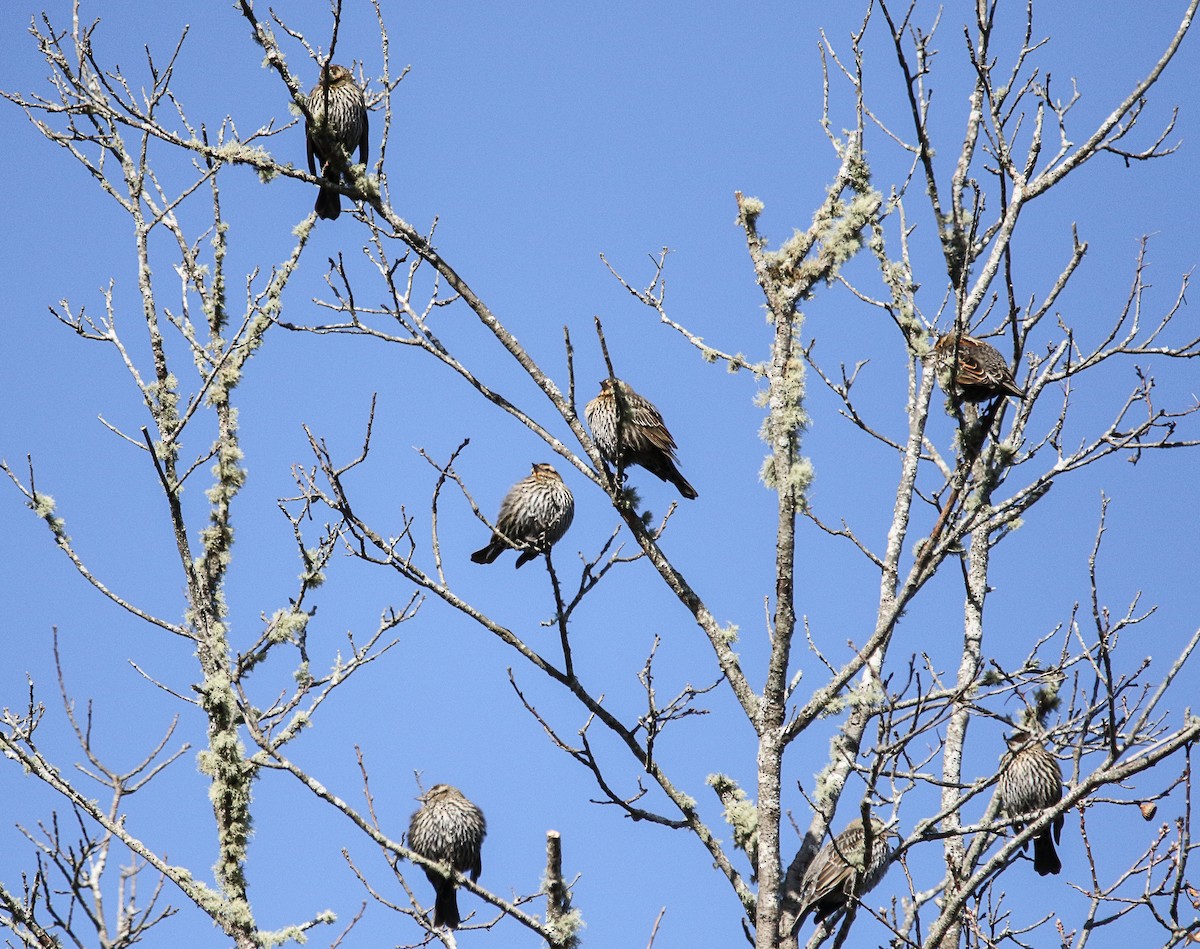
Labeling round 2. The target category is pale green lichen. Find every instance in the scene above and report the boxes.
[707,773,759,861]
[759,454,815,496]
[716,623,740,645]
[356,168,380,202]
[293,216,315,240]
[259,917,335,948]
[979,668,1005,686]
[301,551,326,587]
[1026,675,1064,722]
[283,711,311,734]
[146,373,181,422]
[193,663,257,899]
[543,911,585,948]
[30,493,69,541]
[268,608,309,643]
[992,440,1020,465]
[757,345,815,499]
[765,144,882,301]
[812,762,840,809]
[848,681,887,709]
[738,195,765,219]
[212,141,273,168]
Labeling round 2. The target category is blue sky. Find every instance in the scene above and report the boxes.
[2,2,1199,946]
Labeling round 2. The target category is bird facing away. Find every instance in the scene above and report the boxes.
[408,784,487,930]
[997,730,1064,876]
[470,463,574,568]
[304,63,369,220]
[794,816,896,930]
[933,332,1027,403]
[584,378,698,499]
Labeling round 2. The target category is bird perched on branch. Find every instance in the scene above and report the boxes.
[585,377,698,499]
[304,63,368,220]
[408,784,487,930]
[933,332,1027,403]
[997,730,1064,876]
[793,815,896,931]
[470,463,574,568]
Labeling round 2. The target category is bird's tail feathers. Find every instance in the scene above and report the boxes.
[431,881,461,929]
[470,538,504,564]
[1032,831,1062,876]
[315,185,341,220]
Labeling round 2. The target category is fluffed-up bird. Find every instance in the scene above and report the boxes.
[470,462,574,568]
[408,784,487,930]
[793,815,896,931]
[997,730,1064,875]
[304,63,369,220]
[933,332,1027,403]
[584,377,698,499]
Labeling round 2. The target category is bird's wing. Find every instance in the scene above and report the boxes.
[358,106,369,166]
[954,350,992,387]
[805,852,855,905]
[628,399,678,453]
[305,125,319,177]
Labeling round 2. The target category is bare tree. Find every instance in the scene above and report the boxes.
[3,1,1199,948]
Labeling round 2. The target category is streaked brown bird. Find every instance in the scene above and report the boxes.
[584,378,698,499]
[794,815,896,930]
[997,730,1064,876]
[933,332,1027,403]
[304,63,369,220]
[470,462,574,568]
[408,784,487,930]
